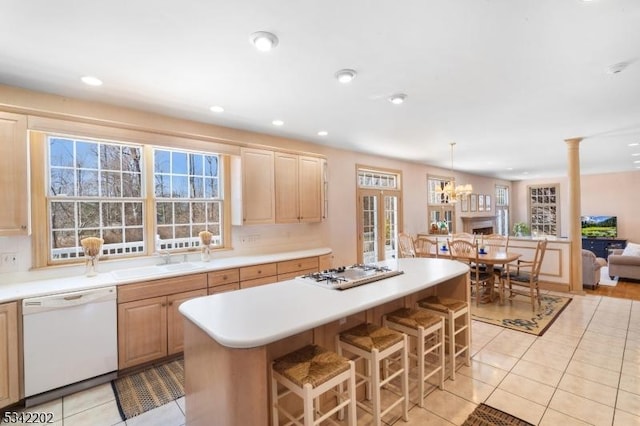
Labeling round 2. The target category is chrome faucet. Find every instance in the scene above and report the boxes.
[156,250,172,265]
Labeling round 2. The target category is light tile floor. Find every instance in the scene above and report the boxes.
[4,290,640,425]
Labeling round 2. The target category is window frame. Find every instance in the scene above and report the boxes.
[527,183,560,237]
[30,131,231,268]
[427,174,456,234]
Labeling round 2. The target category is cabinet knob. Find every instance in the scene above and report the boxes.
[168,302,173,306]
[161,303,166,307]
[223,275,228,280]
[257,270,262,274]
[21,225,27,230]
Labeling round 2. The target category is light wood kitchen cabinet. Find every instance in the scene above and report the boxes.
[239,263,278,289]
[240,148,275,225]
[117,274,207,369]
[277,256,319,281]
[319,253,333,271]
[167,289,208,355]
[275,153,322,223]
[0,112,28,236]
[208,269,240,295]
[0,302,19,409]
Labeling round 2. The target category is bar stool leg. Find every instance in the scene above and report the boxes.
[303,384,313,426]
[347,360,357,426]
[447,312,456,380]
[401,334,409,421]
[371,349,381,426]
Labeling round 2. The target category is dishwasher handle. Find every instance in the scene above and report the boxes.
[23,286,116,315]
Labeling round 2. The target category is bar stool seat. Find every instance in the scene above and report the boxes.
[383,308,445,407]
[271,344,357,426]
[336,323,409,426]
[417,295,470,380]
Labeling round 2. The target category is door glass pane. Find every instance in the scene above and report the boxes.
[362,195,378,263]
[384,195,398,260]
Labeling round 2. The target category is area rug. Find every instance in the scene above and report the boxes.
[463,403,534,426]
[599,266,618,286]
[111,357,184,420]
[471,293,571,336]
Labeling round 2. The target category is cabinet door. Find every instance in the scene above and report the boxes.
[242,148,275,224]
[0,302,19,408]
[275,152,300,223]
[298,156,322,223]
[167,289,207,356]
[118,296,168,369]
[0,112,28,236]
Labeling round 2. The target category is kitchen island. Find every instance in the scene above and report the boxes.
[179,257,470,425]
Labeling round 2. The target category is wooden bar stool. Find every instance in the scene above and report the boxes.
[336,323,409,426]
[271,344,357,426]
[383,308,445,407]
[417,295,470,380]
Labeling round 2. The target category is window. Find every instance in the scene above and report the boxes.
[427,175,455,233]
[48,136,144,260]
[528,184,559,237]
[495,185,509,236]
[154,148,222,250]
[37,133,227,265]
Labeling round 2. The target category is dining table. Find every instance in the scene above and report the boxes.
[423,244,522,304]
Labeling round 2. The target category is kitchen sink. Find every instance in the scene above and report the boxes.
[111,262,203,280]
[163,262,202,272]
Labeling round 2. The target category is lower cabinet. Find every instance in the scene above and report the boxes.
[117,274,207,369]
[0,301,19,409]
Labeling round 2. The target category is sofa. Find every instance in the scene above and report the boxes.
[582,249,607,289]
[608,242,640,281]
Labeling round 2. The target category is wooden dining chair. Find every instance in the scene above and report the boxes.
[397,233,416,258]
[447,240,493,306]
[501,239,548,311]
[451,233,476,243]
[414,236,440,258]
[483,234,510,293]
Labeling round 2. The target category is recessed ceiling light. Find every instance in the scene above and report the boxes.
[632,153,640,156]
[209,105,224,113]
[634,160,640,164]
[272,119,284,126]
[335,69,357,84]
[388,94,407,105]
[81,76,103,86]
[507,167,514,171]
[249,31,278,52]
[317,131,328,136]
[629,143,640,147]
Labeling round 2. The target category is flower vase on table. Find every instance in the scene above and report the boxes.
[80,237,104,277]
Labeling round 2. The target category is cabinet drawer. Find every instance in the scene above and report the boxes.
[278,268,318,282]
[277,257,319,275]
[118,273,207,303]
[208,269,240,287]
[239,263,277,281]
[240,275,278,289]
[208,282,240,295]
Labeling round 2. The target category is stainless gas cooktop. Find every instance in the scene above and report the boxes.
[296,264,404,290]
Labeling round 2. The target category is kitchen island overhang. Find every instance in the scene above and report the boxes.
[180,257,470,425]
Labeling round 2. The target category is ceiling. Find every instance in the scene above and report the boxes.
[2,0,640,180]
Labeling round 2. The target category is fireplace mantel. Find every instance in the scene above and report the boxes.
[461,216,497,234]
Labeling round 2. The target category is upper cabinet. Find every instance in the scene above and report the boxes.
[275,153,322,223]
[240,148,275,225]
[233,148,324,226]
[0,112,28,236]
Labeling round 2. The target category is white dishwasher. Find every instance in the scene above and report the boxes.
[22,286,118,406]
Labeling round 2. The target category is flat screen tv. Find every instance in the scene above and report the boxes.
[581,215,617,238]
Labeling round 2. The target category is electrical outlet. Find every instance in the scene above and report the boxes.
[0,252,18,272]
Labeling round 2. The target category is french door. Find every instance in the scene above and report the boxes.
[357,189,402,263]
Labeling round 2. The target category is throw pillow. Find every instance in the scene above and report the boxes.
[622,242,640,257]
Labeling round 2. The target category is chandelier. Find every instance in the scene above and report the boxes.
[435,142,473,203]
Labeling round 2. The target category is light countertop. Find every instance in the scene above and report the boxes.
[0,247,331,304]
[179,257,469,349]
